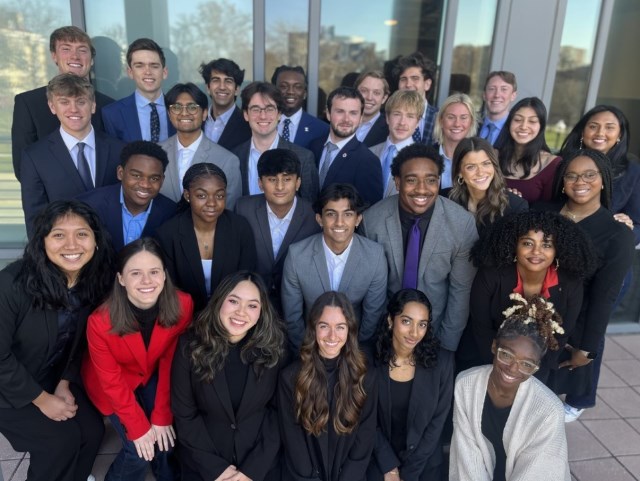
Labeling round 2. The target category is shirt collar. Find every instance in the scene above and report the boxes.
[282,108,303,126]
[119,185,154,216]
[326,133,355,150]
[266,195,297,222]
[178,131,204,151]
[134,90,165,108]
[208,104,236,123]
[250,134,280,154]
[59,126,95,151]
[386,136,414,150]
[322,235,354,261]
[513,266,559,298]
[361,111,380,129]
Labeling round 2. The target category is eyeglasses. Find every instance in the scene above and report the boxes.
[563,170,600,183]
[248,105,278,116]
[496,347,539,375]
[169,103,201,114]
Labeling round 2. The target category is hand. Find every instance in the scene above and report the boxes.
[506,187,523,198]
[384,469,401,481]
[221,471,252,481]
[214,465,237,481]
[54,380,76,406]
[133,427,156,461]
[152,424,176,452]
[613,213,634,230]
[32,391,78,421]
[558,345,592,370]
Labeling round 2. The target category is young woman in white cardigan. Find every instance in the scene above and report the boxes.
[450,294,570,481]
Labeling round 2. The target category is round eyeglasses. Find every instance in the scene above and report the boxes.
[169,103,201,115]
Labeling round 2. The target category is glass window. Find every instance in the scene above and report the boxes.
[265,0,309,83]
[449,0,497,107]
[546,0,602,151]
[0,0,72,247]
[86,0,254,99]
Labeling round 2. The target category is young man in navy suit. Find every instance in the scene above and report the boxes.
[309,87,383,205]
[77,141,176,251]
[271,65,329,150]
[235,148,320,313]
[354,71,390,147]
[12,26,114,181]
[102,38,175,143]
[200,58,252,151]
[20,74,124,239]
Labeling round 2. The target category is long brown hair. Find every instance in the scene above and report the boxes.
[294,291,367,436]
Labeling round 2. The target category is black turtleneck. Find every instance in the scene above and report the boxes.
[129,301,159,349]
[225,335,250,413]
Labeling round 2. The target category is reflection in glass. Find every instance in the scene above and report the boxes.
[1,0,72,237]
[547,0,601,151]
[450,0,497,107]
[265,0,309,82]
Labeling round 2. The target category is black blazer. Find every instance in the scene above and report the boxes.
[155,209,257,313]
[20,130,124,239]
[362,114,389,148]
[232,137,320,203]
[235,194,320,313]
[369,349,454,481]
[0,261,92,409]
[278,360,378,481]
[171,333,283,481]
[309,136,383,205]
[11,85,114,180]
[217,106,252,152]
[76,183,177,252]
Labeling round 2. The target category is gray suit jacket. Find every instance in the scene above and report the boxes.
[370,141,399,198]
[360,195,478,351]
[281,233,388,352]
[159,134,242,209]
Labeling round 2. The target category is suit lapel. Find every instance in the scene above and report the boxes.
[122,332,147,373]
[255,200,275,263]
[276,200,304,263]
[419,198,443,273]
[406,365,427,431]
[94,134,109,187]
[164,137,182,201]
[338,235,359,291]
[312,236,332,291]
[212,369,235,422]
[105,188,125,250]
[49,134,86,192]
[385,208,405,283]
[178,214,208,302]
[124,95,143,141]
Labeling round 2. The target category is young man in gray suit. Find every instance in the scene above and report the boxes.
[360,143,478,352]
[235,149,320,314]
[282,183,388,355]
[159,82,241,208]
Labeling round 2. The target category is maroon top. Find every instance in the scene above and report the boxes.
[505,156,561,203]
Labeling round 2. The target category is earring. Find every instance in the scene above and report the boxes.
[602,185,604,190]
[555,258,560,270]
[96,245,99,251]
[579,137,583,149]
[617,138,621,145]
[457,176,464,186]
[513,256,518,263]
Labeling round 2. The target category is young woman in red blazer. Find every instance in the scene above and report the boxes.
[82,237,194,481]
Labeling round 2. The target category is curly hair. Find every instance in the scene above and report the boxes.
[551,148,613,210]
[294,291,367,436]
[376,289,439,369]
[448,137,509,227]
[471,210,598,279]
[497,294,564,357]
[188,271,285,383]
[495,97,551,179]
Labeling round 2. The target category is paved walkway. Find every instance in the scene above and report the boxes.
[2,334,640,480]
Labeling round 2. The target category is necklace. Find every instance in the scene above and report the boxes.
[194,229,213,254]
[560,204,599,222]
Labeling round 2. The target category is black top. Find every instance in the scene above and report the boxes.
[323,356,340,480]
[129,301,159,349]
[225,337,250,414]
[389,377,412,456]
[481,392,511,481]
[47,290,82,378]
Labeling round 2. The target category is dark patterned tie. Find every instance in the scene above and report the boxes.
[412,126,422,143]
[282,118,291,142]
[402,217,421,289]
[150,102,160,142]
[76,142,94,190]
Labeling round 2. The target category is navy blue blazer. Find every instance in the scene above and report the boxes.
[76,183,177,252]
[310,135,383,205]
[20,130,124,239]
[101,93,176,142]
[11,85,114,181]
[215,106,252,152]
[362,114,389,148]
[292,111,330,150]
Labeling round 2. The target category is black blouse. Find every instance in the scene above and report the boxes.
[225,336,250,414]
[389,377,412,456]
[481,392,511,481]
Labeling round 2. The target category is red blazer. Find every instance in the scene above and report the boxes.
[81,290,193,440]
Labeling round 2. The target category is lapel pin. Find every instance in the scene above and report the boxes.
[304,127,309,132]
[342,153,347,157]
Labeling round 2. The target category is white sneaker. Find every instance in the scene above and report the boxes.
[564,403,585,423]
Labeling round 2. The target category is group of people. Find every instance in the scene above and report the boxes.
[3,24,639,481]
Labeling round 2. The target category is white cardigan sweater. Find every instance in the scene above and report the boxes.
[449,365,570,481]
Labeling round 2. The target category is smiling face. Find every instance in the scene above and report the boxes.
[483,76,517,120]
[117,250,166,309]
[398,66,431,98]
[491,335,541,390]
[582,111,621,154]
[563,155,603,210]
[396,157,440,215]
[44,213,96,285]
[219,280,262,343]
[127,49,167,100]
[316,198,361,254]
[516,230,555,276]
[259,172,300,212]
[387,106,420,144]
[357,76,388,118]
[509,106,540,145]
[315,305,349,359]
[207,69,239,112]
[48,93,96,139]
[117,154,165,216]
[243,92,281,139]
[168,92,206,134]
[390,301,429,356]
[459,150,495,197]
[276,70,307,116]
[441,102,472,144]
[327,96,362,140]
[51,40,93,78]
[183,175,226,225]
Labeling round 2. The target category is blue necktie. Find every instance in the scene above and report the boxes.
[76,142,93,190]
[319,142,338,187]
[382,145,396,190]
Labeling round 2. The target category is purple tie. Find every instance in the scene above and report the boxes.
[402,218,421,289]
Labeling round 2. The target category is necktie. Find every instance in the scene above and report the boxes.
[150,102,160,142]
[402,217,421,289]
[282,118,291,142]
[382,145,396,189]
[319,142,338,188]
[412,126,422,143]
[483,123,497,142]
[76,142,94,190]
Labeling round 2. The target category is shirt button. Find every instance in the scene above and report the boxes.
[230,423,236,430]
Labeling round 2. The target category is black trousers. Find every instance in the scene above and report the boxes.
[0,383,104,481]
